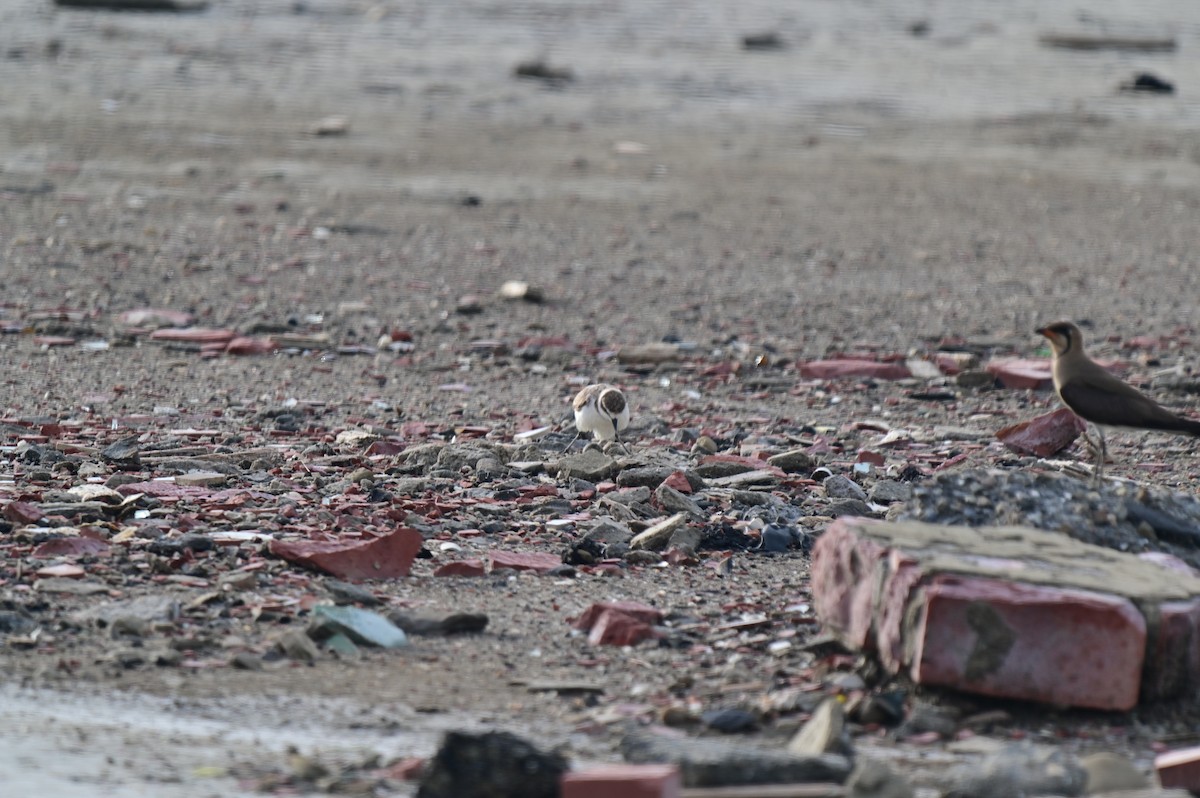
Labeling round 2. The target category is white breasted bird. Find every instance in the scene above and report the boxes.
[567,383,630,450]
[1038,320,1200,483]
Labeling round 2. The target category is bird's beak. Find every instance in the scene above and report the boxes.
[1035,326,1049,337]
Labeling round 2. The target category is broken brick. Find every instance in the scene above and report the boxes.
[996,407,1087,457]
[574,601,664,631]
[269,527,424,581]
[561,764,681,798]
[813,517,1200,710]
[984,358,1053,390]
[434,559,487,577]
[488,550,562,574]
[798,359,911,381]
[586,608,659,647]
[1157,746,1200,791]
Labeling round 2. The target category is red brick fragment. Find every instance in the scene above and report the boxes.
[573,601,663,631]
[1157,746,1200,791]
[586,609,658,647]
[798,359,911,381]
[269,527,424,581]
[149,327,237,345]
[561,764,681,798]
[225,336,278,355]
[4,501,45,525]
[32,538,110,558]
[660,470,693,494]
[433,559,486,577]
[995,407,1086,456]
[488,550,562,574]
[984,358,1053,390]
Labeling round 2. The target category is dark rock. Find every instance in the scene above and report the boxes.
[324,578,383,606]
[620,730,852,787]
[616,466,675,489]
[823,474,868,501]
[701,708,759,733]
[389,611,489,636]
[556,450,619,482]
[868,480,912,505]
[417,730,568,798]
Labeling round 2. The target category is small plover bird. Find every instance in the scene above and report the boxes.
[567,383,630,451]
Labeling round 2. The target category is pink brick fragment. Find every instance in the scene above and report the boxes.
[911,574,1145,711]
[562,764,681,798]
[985,358,1053,390]
[809,523,889,651]
[488,550,562,574]
[269,527,424,581]
[434,559,486,577]
[574,600,663,631]
[798,359,911,381]
[995,407,1086,456]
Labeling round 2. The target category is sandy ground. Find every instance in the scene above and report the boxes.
[5,0,1200,794]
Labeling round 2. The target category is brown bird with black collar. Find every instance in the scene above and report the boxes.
[1038,320,1200,484]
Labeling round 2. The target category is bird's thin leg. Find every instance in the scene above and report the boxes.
[561,430,582,453]
[1084,425,1107,486]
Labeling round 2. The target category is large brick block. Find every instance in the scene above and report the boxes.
[811,517,1200,710]
[911,574,1144,710]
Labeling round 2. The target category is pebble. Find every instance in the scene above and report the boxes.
[629,513,688,551]
[767,448,817,473]
[654,483,704,518]
[276,628,320,662]
[556,450,619,483]
[868,480,912,504]
[788,698,852,757]
[1081,752,1150,793]
[847,759,914,798]
[823,474,868,501]
[701,708,759,734]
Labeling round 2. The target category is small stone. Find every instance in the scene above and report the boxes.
[630,513,688,550]
[616,343,679,364]
[768,449,817,473]
[620,730,852,788]
[557,449,619,482]
[788,698,852,757]
[616,466,674,488]
[847,759,915,798]
[829,498,873,517]
[1082,752,1150,793]
[498,280,544,302]
[455,294,484,314]
[175,470,226,487]
[692,435,718,454]
[347,467,374,484]
[310,114,350,135]
[276,628,320,662]
[868,480,912,504]
[823,474,868,501]
[654,483,703,518]
[230,652,264,670]
[324,578,382,606]
[101,435,141,463]
[701,708,759,734]
[323,633,360,657]
[706,469,779,488]
[309,605,408,649]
